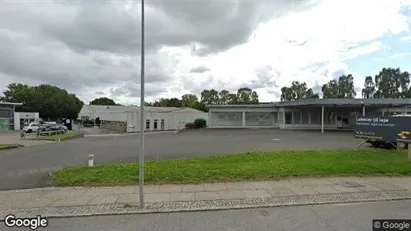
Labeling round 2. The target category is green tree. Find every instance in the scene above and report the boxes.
[280,81,319,101]
[228,93,238,104]
[2,83,83,120]
[305,88,320,99]
[374,68,410,98]
[218,90,230,104]
[181,94,200,108]
[90,97,117,105]
[153,98,182,107]
[361,76,375,99]
[322,74,356,98]
[200,89,219,105]
[236,87,259,104]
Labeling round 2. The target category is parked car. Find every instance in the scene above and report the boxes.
[367,113,411,149]
[23,122,40,133]
[37,124,67,135]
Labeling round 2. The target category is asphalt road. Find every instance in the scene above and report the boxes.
[2,200,410,231]
[0,129,357,190]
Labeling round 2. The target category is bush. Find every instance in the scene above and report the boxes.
[185,122,195,129]
[193,118,207,128]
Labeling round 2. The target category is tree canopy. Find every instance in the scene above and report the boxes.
[90,97,117,105]
[373,68,410,98]
[144,88,260,112]
[280,81,319,101]
[321,74,356,99]
[1,83,83,119]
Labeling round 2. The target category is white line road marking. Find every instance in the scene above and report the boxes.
[272,138,281,141]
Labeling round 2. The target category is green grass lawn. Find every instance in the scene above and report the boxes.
[0,144,9,149]
[52,149,411,187]
[35,131,82,141]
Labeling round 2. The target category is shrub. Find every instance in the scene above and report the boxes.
[193,118,207,128]
[185,122,195,129]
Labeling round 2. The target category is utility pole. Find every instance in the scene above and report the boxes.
[139,0,145,209]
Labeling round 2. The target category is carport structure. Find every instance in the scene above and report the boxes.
[207,98,411,133]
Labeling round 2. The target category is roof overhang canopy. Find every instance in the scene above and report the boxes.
[206,98,411,109]
[0,101,23,106]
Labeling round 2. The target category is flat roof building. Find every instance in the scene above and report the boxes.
[207,98,411,133]
[0,101,23,132]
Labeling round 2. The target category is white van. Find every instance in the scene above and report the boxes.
[23,122,40,133]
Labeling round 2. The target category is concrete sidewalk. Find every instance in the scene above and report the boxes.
[1,176,410,219]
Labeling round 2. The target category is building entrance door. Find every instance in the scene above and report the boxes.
[161,119,165,130]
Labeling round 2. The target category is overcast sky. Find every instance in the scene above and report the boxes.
[1,0,411,104]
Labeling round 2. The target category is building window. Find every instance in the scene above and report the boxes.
[154,119,158,129]
[145,120,150,129]
[245,112,274,126]
[326,112,335,124]
[285,112,292,124]
[310,111,320,124]
[293,111,302,124]
[302,111,309,124]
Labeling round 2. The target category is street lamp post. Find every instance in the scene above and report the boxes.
[139,0,145,209]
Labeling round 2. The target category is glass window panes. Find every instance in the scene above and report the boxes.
[310,111,320,124]
[293,112,301,124]
[245,112,274,126]
[210,112,242,126]
[302,111,309,124]
[285,112,292,124]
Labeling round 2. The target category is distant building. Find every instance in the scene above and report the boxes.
[14,112,40,130]
[77,105,208,133]
[0,101,22,131]
[207,98,411,133]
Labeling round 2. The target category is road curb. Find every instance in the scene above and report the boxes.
[0,144,24,151]
[1,190,410,219]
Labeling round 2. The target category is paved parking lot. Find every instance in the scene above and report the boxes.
[0,129,358,190]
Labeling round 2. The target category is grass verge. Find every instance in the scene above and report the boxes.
[35,131,83,141]
[52,149,411,186]
[0,144,22,150]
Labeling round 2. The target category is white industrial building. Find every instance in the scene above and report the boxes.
[77,105,208,132]
[207,98,411,133]
[14,112,40,130]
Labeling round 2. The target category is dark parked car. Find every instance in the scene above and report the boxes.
[37,124,67,135]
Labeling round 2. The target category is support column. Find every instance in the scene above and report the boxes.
[277,112,280,126]
[208,110,211,128]
[405,107,408,114]
[321,106,324,134]
[362,105,366,116]
[242,111,246,127]
[308,112,311,124]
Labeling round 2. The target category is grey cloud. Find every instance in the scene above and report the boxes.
[3,0,318,55]
[0,30,173,99]
[249,66,280,89]
[312,82,323,93]
[331,69,348,79]
[190,44,212,57]
[190,66,211,74]
[95,91,105,96]
[109,82,168,98]
[266,88,282,99]
[0,0,319,103]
